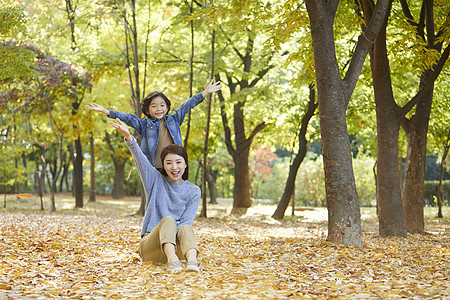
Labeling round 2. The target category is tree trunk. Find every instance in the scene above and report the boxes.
[68,143,75,195]
[122,0,145,216]
[89,131,96,202]
[183,0,195,147]
[21,152,28,193]
[272,85,318,220]
[397,0,450,234]
[217,86,266,216]
[368,9,407,237]
[307,0,361,246]
[74,137,83,208]
[34,144,46,210]
[49,140,65,212]
[104,130,126,200]
[137,191,145,216]
[59,152,68,192]
[402,87,433,233]
[231,148,252,216]
[206,167,217,204]
[112,159,125,199]
[436,139,449,218]
[201,7,215,217]
[305,0,390,246]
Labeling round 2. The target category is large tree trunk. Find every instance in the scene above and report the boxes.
[307,0,363,247]
[111,159,126,199]
[74,137,83,208]
[368,6,407,237]
[397,0,450,233]
[402,85,433,233]
[305,0,389,247]
[272,85,318,220]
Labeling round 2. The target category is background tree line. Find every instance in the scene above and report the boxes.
[0,0,449,247]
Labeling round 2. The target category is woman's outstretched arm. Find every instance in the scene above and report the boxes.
[110,118,133,141]
[110,119,157,197]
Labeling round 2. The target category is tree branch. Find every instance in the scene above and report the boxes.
[248,122,266,142]
[343,0,390,105]
[216,74,237,159]
[220,27,244,61]
[401,42,450,115]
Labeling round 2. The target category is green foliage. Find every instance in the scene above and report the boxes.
[428,74,450,159]
[0,5,36,80]
[0,42,37,80]
[0,5,26,37]
[253,157,289,202]
[292,151,376,207]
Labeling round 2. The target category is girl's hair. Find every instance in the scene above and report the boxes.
[160,144,189,180]
[141,91,171,118]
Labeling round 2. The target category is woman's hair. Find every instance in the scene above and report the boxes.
[160,144,189,180]
[141,91,171,118]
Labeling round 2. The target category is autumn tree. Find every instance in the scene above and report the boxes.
[358,0,450,235]
[399,0,450,233]
[0,5,37,199]
[427,82,450,218]
[63,0,86,208]
[272,85,318,220]
[27,50,91,210]
[211,0,290,215]
[305,0,389,246]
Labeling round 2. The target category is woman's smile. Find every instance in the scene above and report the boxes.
[164,153,186,183]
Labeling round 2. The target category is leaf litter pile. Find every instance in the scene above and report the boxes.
[0,195,448,299]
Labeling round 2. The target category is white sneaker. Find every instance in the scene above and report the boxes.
[185,261,200,272]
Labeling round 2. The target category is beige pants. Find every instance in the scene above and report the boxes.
[139,216,198,264]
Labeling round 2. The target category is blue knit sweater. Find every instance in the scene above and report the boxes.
[125,137,201,237]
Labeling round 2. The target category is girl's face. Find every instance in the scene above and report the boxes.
[163,153,187,183]
[147,96,168,119]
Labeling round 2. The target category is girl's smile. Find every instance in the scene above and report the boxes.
[148,96,168,119]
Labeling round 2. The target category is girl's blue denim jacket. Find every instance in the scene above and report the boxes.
[108,92,205,166]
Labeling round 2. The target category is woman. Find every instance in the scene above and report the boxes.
[111,118,200,272]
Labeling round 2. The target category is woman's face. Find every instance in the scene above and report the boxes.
[163,153,187,183]
[147,96,168,119]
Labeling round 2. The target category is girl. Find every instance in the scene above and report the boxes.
[87,80,221,168]
[110,118,201,272]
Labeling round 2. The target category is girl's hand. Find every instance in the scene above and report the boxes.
[86,102,110,115]
[202,80,222,97]
[110,119,132,141]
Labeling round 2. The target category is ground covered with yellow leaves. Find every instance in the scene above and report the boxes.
[0,194,449,299]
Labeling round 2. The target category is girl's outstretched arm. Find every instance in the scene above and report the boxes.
[201,80,222,98]
[86,102,110,115]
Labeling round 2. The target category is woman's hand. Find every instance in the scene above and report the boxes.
[110,119,133,141]
[201,80,222,97]
[86,102,110,115]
